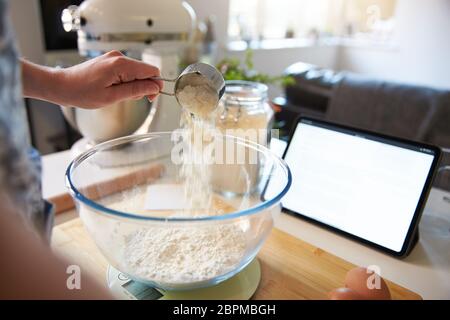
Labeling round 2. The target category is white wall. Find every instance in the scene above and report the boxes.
[188,0,340,97]
[220,44,339,98]
[336,0,450,89]
[221,44,338,76]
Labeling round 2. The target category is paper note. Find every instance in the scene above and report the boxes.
[144,184,189,210]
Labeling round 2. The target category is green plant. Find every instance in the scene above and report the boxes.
[217,50,295,87]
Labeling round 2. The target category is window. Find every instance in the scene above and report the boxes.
[228,0,397,43]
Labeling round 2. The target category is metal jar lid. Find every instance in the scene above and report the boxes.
[220,81,268,122]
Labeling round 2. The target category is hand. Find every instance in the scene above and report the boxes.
[22,51,164,109]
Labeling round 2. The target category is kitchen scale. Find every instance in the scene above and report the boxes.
[106,259,261,300]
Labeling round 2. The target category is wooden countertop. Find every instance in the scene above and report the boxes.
[52,218,421,300]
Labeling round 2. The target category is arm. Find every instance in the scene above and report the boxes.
[0,193,112,299]
[21,50,164,109]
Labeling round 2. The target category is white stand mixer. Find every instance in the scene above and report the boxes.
[61,0,196,156]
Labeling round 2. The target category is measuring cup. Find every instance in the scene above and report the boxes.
[151,62,226,106]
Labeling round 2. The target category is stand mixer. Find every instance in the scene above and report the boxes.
[61,0,196,155]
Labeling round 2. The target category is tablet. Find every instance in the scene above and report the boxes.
[265,117,441,257]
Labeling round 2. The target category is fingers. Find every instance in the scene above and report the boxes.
[129,94,159,102]
[98,51,164,105]
[105,50,123,57]
[147,94,159,102]
[151,78,164,92]
[110,55,163,90]
[108,79,161,103]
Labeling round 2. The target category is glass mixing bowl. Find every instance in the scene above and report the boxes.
[66,132,291,290]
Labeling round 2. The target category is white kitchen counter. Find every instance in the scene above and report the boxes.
[42,146,450,299]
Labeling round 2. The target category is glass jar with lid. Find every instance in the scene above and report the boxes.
[216,81,274,146]
[211,81,274,195]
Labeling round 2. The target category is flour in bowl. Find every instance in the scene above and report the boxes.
[123,223,246,285]
[120,195,248,285]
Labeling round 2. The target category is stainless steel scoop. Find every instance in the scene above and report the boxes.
[151,62,225,104]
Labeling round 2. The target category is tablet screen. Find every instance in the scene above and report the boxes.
[266,118,438,254]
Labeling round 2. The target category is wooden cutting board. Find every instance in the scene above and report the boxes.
[52,218,421,300]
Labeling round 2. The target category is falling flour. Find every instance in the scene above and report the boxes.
[176,81,224,215]
[122,83,248,285]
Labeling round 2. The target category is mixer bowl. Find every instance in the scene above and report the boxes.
[66,132,291,290]
[60,98,151,143]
